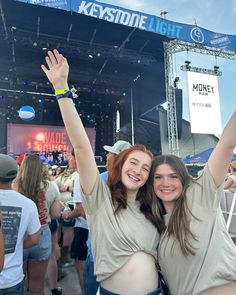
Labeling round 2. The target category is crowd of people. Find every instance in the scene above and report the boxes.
[0,48,236,295]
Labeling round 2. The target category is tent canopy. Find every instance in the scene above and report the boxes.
[183,148,236,164]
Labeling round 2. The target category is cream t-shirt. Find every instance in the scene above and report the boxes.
[81,174,160,282]
[158,164,236,295]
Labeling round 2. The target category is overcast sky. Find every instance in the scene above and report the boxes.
[97,0,236,128]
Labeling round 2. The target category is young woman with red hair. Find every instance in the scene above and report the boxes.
[41,49,165,295]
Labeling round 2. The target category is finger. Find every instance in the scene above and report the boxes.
[48,50,58,65]
[41,64,48,74]
[45,56,53,69]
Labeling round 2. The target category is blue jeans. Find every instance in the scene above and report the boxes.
[83,254,99,295]
[99,285,164,295]
[0,279,24,295]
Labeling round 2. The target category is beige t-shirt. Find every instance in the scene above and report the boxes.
[81,174,160,282]
[158,164,236,295]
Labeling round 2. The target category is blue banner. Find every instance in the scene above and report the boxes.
[19,0,236,53]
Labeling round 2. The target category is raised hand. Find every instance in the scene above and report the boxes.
[41,49,69,90]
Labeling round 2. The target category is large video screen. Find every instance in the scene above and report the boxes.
[7,123,96,155]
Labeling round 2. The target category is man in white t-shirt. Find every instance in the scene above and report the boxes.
[61,150,88,294]
[0,154,41,294]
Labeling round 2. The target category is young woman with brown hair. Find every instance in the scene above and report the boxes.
[41,49,164,295]
[150,115,236,295]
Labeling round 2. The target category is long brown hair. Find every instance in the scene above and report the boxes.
[107,144,164,232]
[151,155,198,256]
[17,154,48,206]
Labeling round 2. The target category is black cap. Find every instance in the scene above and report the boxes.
[0,154,18,182]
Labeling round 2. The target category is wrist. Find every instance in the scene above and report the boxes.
[53,83,69,91]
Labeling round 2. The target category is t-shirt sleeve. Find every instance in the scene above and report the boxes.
[191,163,224,209]
[26,201,41,235]
[80,173,111,215]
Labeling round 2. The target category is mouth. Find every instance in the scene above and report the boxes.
[128,174,140,183]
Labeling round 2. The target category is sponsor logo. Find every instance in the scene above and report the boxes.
[190,27,204,43]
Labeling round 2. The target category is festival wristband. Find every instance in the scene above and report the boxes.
[55,90,74,100]
[55,89,69,95]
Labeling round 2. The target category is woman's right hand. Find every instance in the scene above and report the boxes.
[41,49,69,90]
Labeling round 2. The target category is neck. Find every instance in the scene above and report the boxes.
[0,182,12,190]
[163,201,174,214]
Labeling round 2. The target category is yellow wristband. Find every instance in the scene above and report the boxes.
[55,89,69,95]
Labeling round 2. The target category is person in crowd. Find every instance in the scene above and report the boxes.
[0,211,4,272]
[224,161,236,191]
[0,154,40,294]
[150,112,236,295]
[100,140,131,182]
[15,154,62,295]
[83,140,131,295]
[61,149,88,295]
[55,154,77,268]
[47,219,63,295]
[42,49,164,295]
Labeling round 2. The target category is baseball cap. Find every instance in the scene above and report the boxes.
[0,154,18,182]
[103,140,131,155]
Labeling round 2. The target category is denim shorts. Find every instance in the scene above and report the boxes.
[0,279,24,295]
[23,226,52,261]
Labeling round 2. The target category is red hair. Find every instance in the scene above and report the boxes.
[107,144,163,229]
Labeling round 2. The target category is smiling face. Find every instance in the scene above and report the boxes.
[121,150,152,198]
[153,163,183,213]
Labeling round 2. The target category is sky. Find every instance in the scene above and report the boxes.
[97,0,236,129]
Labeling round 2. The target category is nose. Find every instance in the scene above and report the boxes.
[162,177,170,186]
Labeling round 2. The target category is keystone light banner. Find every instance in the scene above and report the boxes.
[187,72,222,134]
[19,0,236,52]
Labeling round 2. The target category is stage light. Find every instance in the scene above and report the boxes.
[185,60,191,70]
[122,92,126,96]
[89,54,93,58]
[38,99,42,103]
[214,65,219,74]
[174,77,180,88]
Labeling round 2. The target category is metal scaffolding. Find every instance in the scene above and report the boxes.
[164,39,236,156]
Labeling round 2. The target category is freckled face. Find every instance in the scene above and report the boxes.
[121,150,152,198]
[153,164,183,210]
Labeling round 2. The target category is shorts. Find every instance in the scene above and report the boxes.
[49,219,58,234]
[23,226,52,261]
[58,216,76,227]
[70,227,88,260]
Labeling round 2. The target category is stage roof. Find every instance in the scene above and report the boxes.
[0,0,170,122]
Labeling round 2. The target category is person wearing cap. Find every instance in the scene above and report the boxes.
[0,154,41,294]
[42,50,164,295]
[100,140,132,183]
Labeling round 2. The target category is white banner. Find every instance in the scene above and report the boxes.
[187,71,222,134]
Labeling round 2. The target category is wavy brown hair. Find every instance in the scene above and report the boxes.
[150,155,199,256]
[107,144,164,233]
[17,154,48,208]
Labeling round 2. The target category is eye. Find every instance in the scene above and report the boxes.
[143,167,150,172]
[130,161,137,165]
[154,175,161,180]
[171,175,179,179]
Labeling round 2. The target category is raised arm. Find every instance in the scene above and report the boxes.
[208,111,236,187]
[41,49,98,194]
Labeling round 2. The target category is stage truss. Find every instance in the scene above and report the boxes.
[164,39,236,156]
